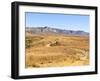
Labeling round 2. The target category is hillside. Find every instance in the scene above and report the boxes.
[26,26,89,36]
[25,27,89,68]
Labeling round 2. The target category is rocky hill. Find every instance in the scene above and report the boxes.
[26,26,89,36]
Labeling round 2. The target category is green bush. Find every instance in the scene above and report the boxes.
[25,37,32,48]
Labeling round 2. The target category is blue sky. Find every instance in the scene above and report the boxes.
[25,12,89,32]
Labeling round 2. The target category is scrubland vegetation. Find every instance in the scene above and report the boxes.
[25,34,89,68]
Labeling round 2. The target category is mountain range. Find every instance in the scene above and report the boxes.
[26,26,89,36]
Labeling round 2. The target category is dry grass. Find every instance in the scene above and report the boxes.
[25,34,89,68]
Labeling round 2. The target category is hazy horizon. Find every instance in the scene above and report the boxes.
[26,26,89,33]
[25,12,90,32]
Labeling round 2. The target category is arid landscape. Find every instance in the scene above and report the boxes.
[25,27,89,68]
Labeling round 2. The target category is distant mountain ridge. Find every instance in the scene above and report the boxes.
[26,26,89,36]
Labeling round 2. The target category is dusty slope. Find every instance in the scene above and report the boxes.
[25,34,89,68]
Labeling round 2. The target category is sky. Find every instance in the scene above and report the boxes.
[25,12,89,32]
